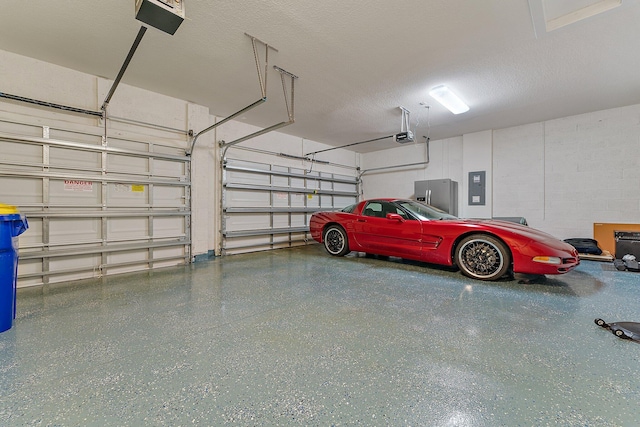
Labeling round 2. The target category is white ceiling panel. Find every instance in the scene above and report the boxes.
[0,0,639,153]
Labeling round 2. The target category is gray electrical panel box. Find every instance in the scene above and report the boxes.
[414,179,458,216]
[468,171,486,206]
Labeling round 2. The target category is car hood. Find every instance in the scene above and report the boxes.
[458,219,572,251]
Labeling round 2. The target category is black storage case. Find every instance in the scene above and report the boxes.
[614,231,640,259]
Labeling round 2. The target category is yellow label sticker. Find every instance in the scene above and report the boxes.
[131,185,145,192]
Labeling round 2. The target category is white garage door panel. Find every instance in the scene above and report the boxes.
[0,120,41,138]
[334,182,357,193]
[107,138,150,152]
[49,129,101,145]
[53,180,101,205]
[0,119,191,287]
[18,218,42,247]
[333,196,356,207]
[272,192,290,207]
[319,195,335,208]
[50,147,101,171]
[227,170,270,186]
[107,249,149,265]
[226,235,275,252]
[273,233,307,244]
[50,218,100,244]
[0,140,42,164]
[108,217,148,241]
[226,214,271,231]
[18,258,42,276]
[290,193,306,207]
[227,189,270,207]
[0,177,43,203]
[108,153,148,174]
[270,213,307,228]
[152,247,187,268]
[290,213,307,227]
[222,157,358,255]
[108,183,147,206]
[153,186,185,207]
[153,216,185,238]
[50,253,101,269]
[154,159,184,178]
[272,213,289,228]
[306,196,320,209]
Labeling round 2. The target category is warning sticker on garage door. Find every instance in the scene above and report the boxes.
[64,180,93,192]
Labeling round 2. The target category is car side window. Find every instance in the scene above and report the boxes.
[381,201,410,220]
[363,202,383,217]
[363,201,411,219]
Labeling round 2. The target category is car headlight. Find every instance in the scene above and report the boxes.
[532,256,562,265]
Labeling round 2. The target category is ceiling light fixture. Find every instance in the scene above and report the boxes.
[429,85,469,114]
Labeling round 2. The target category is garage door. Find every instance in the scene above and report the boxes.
[222,157,358,254]
[0,117,190,287]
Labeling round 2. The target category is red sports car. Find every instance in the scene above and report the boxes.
[309,198,579,281]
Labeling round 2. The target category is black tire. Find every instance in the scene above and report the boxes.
[595,318,606,327]
[323,225,350,256]
[455,234,511,281]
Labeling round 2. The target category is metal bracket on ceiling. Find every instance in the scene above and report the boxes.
[274,65,297,123]
[187,33,278,155]
[247,33,278,99]
[399,106,411,133]
[220,64,298,159]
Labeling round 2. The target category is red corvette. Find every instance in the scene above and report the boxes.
[309,198,579,281]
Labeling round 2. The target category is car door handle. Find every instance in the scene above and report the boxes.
[357,219,367,222]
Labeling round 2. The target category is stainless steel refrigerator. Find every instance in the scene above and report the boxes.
[414,179,458,216]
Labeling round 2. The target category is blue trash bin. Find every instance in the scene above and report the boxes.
[0,203,28,333]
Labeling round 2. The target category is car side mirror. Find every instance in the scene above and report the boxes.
[386,213,405,222]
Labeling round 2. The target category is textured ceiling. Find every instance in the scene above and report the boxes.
[1,1,639,153]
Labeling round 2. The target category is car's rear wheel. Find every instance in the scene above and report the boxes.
[455,234,511,281]
[323,225,350,256]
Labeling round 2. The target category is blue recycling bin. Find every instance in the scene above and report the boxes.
[0,203,28,333]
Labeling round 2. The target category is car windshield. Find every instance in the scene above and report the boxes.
[397,200,457,220]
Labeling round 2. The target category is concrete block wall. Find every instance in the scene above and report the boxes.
[363,104,640,240]
[494,104,640,238]
[462,130,492,219]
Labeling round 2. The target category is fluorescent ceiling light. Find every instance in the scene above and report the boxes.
[429,85,469,114]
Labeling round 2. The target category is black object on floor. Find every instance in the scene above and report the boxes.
[564,238,602,255]
[615,231,640,260]
[595,318,640,342]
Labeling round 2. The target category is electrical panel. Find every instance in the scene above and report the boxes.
[468,171,485,206]
[135,0,185,35]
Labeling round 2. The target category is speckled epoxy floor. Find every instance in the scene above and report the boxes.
[1,244,639,426]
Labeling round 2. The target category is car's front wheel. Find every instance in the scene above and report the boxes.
[455,234,511,281]
[323,225,350,256]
